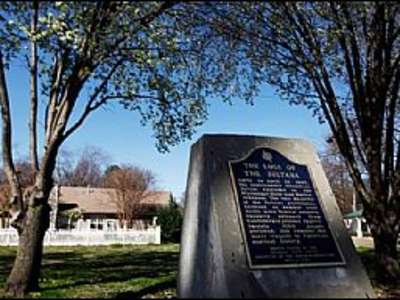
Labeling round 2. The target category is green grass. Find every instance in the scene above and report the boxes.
[0,244,179,298]
[0,244,399,298]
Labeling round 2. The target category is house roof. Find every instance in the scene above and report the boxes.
[51,186,171,214]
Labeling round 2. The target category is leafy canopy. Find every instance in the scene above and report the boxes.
[0,2,260,152]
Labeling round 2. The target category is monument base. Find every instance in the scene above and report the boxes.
[178,134,375,298]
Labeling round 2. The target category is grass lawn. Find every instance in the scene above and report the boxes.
[0,244,179,299]
[0,244,399,298]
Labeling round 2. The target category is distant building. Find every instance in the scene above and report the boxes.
[1,186,171,230]
[0,186,168,245]
[49,186,171,231]
[343,191,371,238]
[1,185,171,232]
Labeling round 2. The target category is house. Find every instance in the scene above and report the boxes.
[0,185,168,246]
[343,191,371,238]
[344,209,371,238]
[49,185,171,231]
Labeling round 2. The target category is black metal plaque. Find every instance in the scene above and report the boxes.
[229,147,345,269]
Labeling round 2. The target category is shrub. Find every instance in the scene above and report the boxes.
[157,199,183,243]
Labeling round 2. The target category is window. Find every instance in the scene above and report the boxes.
[90,222,96,229]
[106,220,117,231]
[88,218,111,230]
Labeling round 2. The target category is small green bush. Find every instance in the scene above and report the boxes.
[157,200,183,243]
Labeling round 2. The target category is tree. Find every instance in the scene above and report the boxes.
[58,146,109,187]
[14,160,36,189]
[103,165,155,229]
[157,195,183,243]
[0,2,254,295]
[59,208,82,230]
[0,183,10,229]
[206,2,400,281]
[0,160,36,224]
[103,164,120,182]
[320,137,354,215]
[53,148,74,186]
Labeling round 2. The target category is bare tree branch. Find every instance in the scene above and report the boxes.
[0,51,23,229]
[45,50,69,144]
[287,3,372,204]
[29,0,39,173]
[62,58,124,140]
[345,116,367,168]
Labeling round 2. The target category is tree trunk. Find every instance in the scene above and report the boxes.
[5,190,50,297]
[370,223,400,283]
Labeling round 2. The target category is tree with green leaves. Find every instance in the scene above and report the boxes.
[0,1,257,295]
[157,195,183,243]
[205,2,400,281]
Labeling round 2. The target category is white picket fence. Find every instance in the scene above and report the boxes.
[0,226,161,246]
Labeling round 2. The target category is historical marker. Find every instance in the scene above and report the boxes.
[178,134,375,298]
[229,147,345,268]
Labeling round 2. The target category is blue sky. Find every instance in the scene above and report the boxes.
[5,64,329,201]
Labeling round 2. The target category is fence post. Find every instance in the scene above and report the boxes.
[155,226,161,244]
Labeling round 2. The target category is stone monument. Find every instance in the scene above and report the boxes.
[178,134,375,298]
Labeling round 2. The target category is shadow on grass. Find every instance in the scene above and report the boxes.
[0,248,17,282]
[39,249,179,291]
[115,278,176,299]
[0,245,179,298]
